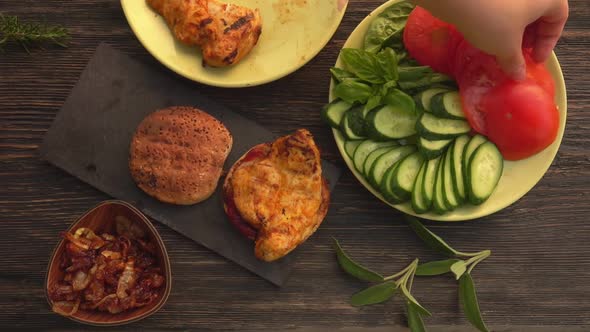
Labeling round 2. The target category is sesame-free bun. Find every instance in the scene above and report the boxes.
[129,106,232,205]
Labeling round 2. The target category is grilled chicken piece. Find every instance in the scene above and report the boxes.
[223,129,330,262]
[147,0,262,67]
[147,0,210,46]
[201,1,262,67]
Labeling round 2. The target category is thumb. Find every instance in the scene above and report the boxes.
[496,52,526,81]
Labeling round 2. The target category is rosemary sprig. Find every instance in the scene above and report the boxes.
[0,14,69,52]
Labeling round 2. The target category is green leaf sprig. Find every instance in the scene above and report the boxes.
[334,238,430,331]
[407,216,491,332]
[333,217,492,332]
[0,14,69,52]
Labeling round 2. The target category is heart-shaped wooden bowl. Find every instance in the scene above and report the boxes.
[45,200,172,326]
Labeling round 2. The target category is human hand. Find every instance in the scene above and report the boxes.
[413,0,569,80]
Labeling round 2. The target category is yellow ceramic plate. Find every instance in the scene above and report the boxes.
[330,0,567,221]
[121,0,348,88]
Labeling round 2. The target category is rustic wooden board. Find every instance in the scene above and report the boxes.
[0,0,589,330]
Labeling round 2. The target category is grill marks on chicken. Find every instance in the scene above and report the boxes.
[147,0,262,67]
[223,129,330,262]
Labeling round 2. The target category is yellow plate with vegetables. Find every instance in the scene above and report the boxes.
[325,0,567,221]
[121,0,348,88]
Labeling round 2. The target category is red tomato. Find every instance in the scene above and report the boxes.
[523,50,556,99]
[454,41,557,135]
[453,40,509,134]
[403,6,461,75]
[481,80,559,160]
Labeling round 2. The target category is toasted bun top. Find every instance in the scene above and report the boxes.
[129,106,232,205]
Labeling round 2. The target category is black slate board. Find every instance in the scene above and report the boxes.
[40,43,341,286]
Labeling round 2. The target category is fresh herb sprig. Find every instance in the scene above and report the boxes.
[333,217,491,332]
[0,14,69,52]
[334,238,430,329]
[407,216,491,332]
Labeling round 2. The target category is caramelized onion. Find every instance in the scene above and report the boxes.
[52,299,80,316]
[101,250,121,260]
[116,259,137,299]
[49,216,164,316]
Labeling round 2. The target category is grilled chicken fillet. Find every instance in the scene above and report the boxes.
[223,129,330,262]
[147,0,262,67]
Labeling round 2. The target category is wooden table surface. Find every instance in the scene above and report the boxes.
[1,1,589,330]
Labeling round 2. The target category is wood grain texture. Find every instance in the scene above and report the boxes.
[1,0,589,330]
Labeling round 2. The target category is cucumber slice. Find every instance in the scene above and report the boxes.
[344,140,363,159]
[411,161,430,214]
[432,154,449,214]
[366,104,418,140]
[341,109,367,140]
[321,99,352,128]
[380,161,406,204]
[353,140,398,173]
[344,106,368,137]
[368,145,416,188]
[466,141,504,205]
[418,136,452,160]
[416,88,450,112]
[416,112,471,140]
[363,145,398,177]
[430,91,466,120]
[422,156,441,209]
[392,152,425,200]
[462,134,488,185]
[442,146,461,209]
[451,135,470,201]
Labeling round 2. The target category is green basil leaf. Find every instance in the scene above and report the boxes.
[400,285,431,317]
[406,301,427,332]
[398,66,434,81]
[382,88,415,113]
[350,281,398,306]
[415,259,461,276]
[398,73,454,91]
[363,1,415,53]
[406,216,459,257]
[382,80,398,91]
[341,48,384,84]
[450,260,467,280]
[365,95,382,114]
[333,80,373,104]
[375,48,399,81]
[333,238,384,282]
[330,67,357,83]
[459,274,489,332]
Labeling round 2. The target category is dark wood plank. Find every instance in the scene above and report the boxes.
[1,0,589,330]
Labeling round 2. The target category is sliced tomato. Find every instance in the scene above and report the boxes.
[453,40,506,133]
[403,6,461,76]
[454,41,557,135]
[523,50,556,99]
[482,80,559,160]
